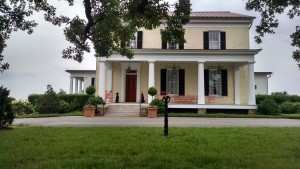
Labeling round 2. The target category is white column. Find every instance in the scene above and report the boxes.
[83,77,91,92]
[98,61,106,99]
[234,68,240,105]
[106,67,113,92]
[75,78,79,94]
[79,79,83,94]
[69,77,73,94]
[248,63,256,105]
[198,62,205,104]
[148,61,155,103]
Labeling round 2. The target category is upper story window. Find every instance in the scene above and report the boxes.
[162,41,184,49]
[121,31,143,49]
[204,31,226,50]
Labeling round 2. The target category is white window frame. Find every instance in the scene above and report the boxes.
[167,42,179,49]
[208,32,221,49]
[166,69,179,95]
[129,32,138,49]
[209,69,222,96]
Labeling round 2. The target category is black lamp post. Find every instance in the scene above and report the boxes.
[162,96,171,136]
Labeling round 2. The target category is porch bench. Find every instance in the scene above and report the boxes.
[173,96,198,104]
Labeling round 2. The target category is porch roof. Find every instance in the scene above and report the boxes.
[102,49,261,63]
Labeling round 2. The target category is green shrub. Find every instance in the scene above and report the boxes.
[295,103,300,113]
[280,101,300,114]
[69,98,81,111]
[12,100,34,115]
[256,94,300,105]
[0,86,14,128]
[36,85,61,114]
[257,98,280,115]
[59,100,70,114]
[28,94,42,106]
[58,94,90,110]
[86,86,96,95]
[150,99,165,114]
[87,96,105,106]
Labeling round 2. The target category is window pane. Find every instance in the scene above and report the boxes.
[209,32,220,49]
[166,69,179,94]
[209,69,222,95]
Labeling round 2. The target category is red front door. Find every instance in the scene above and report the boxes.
[126,75,137,102]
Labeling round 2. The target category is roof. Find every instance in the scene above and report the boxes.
[189,11,255,19]
[66,70,96,73]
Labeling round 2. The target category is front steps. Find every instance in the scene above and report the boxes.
[104,103,147,117]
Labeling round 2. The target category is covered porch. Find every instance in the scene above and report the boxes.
[97,49,260,111]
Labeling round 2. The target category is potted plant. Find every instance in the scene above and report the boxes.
[83,87,96,117]
[83,99,95,117]
[147,87,158,118]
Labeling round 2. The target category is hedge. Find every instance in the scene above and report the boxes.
[256,94,300,105]
[28,94,91,111]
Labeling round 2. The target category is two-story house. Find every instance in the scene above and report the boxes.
[67,11,261,114]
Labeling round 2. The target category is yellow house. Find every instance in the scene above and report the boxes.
[70,11,261,114]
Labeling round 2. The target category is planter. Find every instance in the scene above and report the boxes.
[83,106,96,117]
[96,105,109,116]
[147,107,157,118]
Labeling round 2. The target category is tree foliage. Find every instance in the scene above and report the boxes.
[35,85,61,114]
[0,86,14,128]
[0,0,191,72]
[246,0,300,66]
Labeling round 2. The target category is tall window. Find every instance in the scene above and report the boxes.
[208,32,220,49]
[121,31,143,49]
[205,69,228,96]
[161,69,185,96]
[166,69,179,95]
[204,31,226,50]
[209,69,222,95]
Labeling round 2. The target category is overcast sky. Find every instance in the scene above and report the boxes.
[1,0,300,99]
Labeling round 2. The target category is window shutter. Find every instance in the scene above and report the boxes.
[204,32,209,49]
[137,31,143,49]
[121,41,125,48]
[179,43,184,49]
[162,39,167,49]
[160,69,166,95]
[220,32,226,50]
[179,69,185,95]
[221,69,228,96]
[91,78,95,87]
[204,69,209,96]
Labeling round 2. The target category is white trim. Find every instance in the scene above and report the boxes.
[69,77,73,94]
[248,63,256,105]
[148,61,155,103]
[198,62,205,104]
[234,68,240,105]
[98,61,106,99]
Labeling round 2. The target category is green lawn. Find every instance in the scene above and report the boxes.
[1,127,300,169]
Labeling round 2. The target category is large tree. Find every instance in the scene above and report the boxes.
[0,0,191,72]
[246,0,300,67]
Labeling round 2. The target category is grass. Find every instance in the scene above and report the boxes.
[1,127,300,169]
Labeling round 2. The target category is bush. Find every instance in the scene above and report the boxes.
[35,85,61,114]
[150,99,165,114]
[86,86,96,95]
[256,94,300,105]
[59,100,70,114]
[148,87,157,97]
[28,94,42,106]
[280,101,300,114]
[87,96,105,106]
[0,86,14,128]
[12,100,34,115]
[57,94,90,111]
[257,98,280,115]
[69,98,81,111]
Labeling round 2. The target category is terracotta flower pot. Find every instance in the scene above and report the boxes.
[83,106,95,117]
[147,107,157,118]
